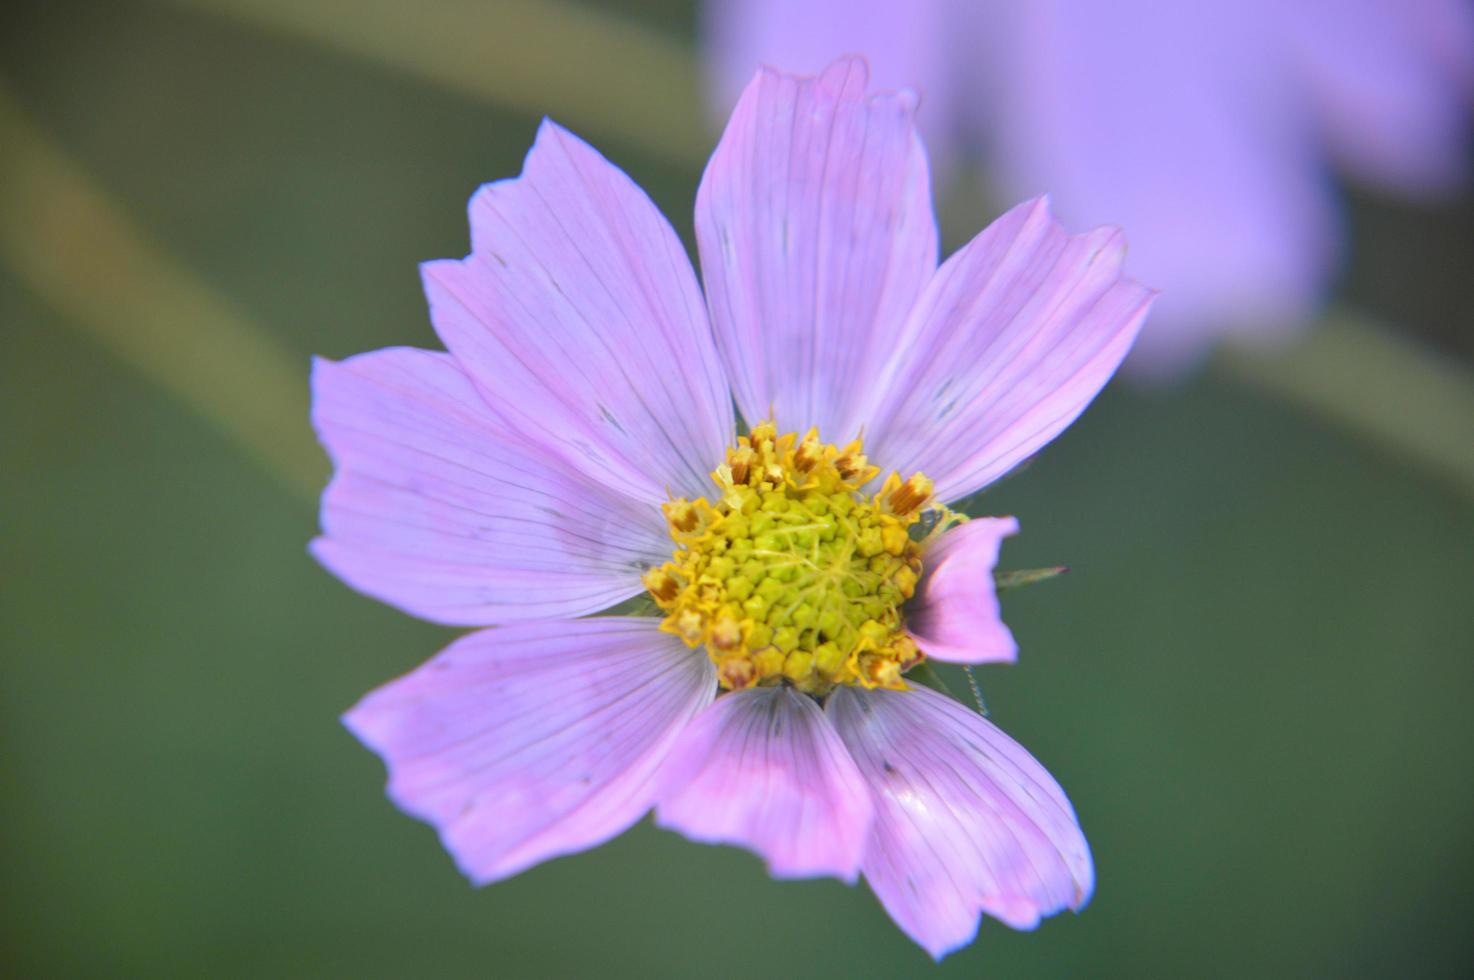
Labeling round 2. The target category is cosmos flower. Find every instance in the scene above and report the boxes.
[314,58,1153,959]
[705,0,1474,375]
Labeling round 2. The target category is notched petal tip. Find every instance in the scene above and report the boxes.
[746,52,868,90]
[649,813,864,885]
[744,53,925,121]
[305,533,332,568]
[925,926,982,963]
[863,190,1161,501]
[343,620,716,887]
[520,115,575,175]
[340,696,391,761]
[654,687,874,884]
[339,681,420,790]
[307,353,339,379]
[979,895,1044,932]
[425,100,734,503]
[829,686,1093,957]
[700,48,938,444]
[339,699,370,744]
[451,117,598,257]
[1034,200,1160,313]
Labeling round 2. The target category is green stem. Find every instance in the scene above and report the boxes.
[1216,310,1474,500]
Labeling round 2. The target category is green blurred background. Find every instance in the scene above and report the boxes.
[4,1,1473,976]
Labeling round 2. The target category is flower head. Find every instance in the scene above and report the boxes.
[314,58,1152,959]
[705,0,1474,375]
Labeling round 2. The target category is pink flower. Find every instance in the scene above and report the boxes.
[314,58,1152,959]
[705,0,1474,375]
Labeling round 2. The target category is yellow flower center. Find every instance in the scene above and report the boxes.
[643,422,955,694]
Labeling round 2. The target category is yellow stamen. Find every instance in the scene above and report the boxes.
[645,421,961,694]
[884,473,935,517]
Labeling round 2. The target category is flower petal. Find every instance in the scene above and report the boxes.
[343,617,716,885]
[701,0,962,173]
[907,517,1019,664]
[696,56,938,443]
[422,120,734,503]
[310,349,669,626]
[828,685,1093,960]
[863,197,1154,502]
[655,686,873,881]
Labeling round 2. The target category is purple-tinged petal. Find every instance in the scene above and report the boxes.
[696,56,938,444]
[422,120,734,504]
[907,517,1019,664]
[655,686,873,882]
[701,1,963,173]
[1287,0,1474,195]
[829,685,1093,960]
[310,349,668,626]
[863,197,1154,502]
[344,617,716,885]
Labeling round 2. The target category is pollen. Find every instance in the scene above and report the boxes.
[643,422,959,694]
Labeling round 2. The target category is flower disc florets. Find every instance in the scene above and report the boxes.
[643,422,949,694]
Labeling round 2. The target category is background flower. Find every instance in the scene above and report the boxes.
[704,0,1474,374]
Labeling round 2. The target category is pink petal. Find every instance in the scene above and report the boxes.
[907,517,1019,664]
[310,349,669,626]
[828,685,1093,960]
[655,686,873,882]
[696,56,938,444]
[343,617,716,885]
[701,0,962,174]
[422,120,733,504]
[863,197,1154,502]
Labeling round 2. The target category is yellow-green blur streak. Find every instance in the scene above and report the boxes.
[161,0,709,167]
[1218,311,1474,498]
[0,83,323,501]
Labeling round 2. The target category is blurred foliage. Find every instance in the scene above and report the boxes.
[3,0,1474,976]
